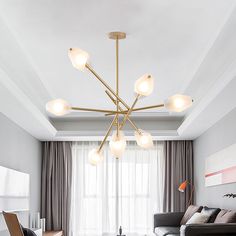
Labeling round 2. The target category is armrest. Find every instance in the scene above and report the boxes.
[180,223,236,236]
[154,212,184,229]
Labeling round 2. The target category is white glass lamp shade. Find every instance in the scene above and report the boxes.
[46,99,70,116]
[88,149,103,166]
[135,129,153,149]
[68,48,89,71]
[134,74,154,96]
[109,131,126,159]
[164,94,193,112]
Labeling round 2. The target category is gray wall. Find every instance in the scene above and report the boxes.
[0,112,41,233]
[194,108,236,210]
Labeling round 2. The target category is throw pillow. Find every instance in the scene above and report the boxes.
[201,206,221,223]
[214,209,236,223]
[180,205,203,225]
[186,212,209,224]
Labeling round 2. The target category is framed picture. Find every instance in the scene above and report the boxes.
[0,166,30,211]
[205,143,236,187]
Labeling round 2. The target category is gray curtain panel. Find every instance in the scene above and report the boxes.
[163,140,194,212]
[41,142,72,236]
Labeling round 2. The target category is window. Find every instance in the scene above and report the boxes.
[70,141,164,236]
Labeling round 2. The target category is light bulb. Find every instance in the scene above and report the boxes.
[164,94,193,112]
[135,129,153,149]
[134,74,154,96]
[109,131,126,158]
[46,99,70,116]
[88,149,103,166]
[68,48,89,71]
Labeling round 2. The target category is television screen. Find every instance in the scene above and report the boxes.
[0,166,30,211]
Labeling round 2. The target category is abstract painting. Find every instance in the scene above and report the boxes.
[205,143,236,187]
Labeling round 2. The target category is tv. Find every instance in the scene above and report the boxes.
[0,166,30,212]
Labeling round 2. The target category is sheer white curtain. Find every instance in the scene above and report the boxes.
[70,141,164,236]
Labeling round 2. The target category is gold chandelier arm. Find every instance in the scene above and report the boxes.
[105,103,165,116]
[85,63,130,110]
[128,104,165,112]
[105,90,141,134]
[98,114,118,152]
[71,106,126,114]
[119,94,140,129]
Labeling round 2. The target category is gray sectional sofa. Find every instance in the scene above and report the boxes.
[154,205,236,236]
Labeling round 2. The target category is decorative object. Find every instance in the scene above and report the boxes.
[117,226,125,236]
[223,193,236,198]
[29,212,41,229]
[178,180,195,206]
[36,212,40,228]
[40,218,46,232]
[29,213,33,228]
[205,143,236,187]
[46,32,193,165]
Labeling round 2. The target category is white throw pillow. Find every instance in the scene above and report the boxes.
[186,212,209,224]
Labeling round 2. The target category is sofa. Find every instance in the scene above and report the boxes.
[154,205,236,236]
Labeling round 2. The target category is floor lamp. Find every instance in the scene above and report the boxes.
[178,180,195,207]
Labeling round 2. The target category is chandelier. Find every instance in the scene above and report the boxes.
[46,32,193,165]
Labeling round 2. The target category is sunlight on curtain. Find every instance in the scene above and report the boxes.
[70,141,164,236]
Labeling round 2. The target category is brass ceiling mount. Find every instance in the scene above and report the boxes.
[108,31,126,40]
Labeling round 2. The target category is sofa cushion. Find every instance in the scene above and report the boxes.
[155,226,180,236]
[201,206,221,223]
[214,209,236,223]
[186,212,209,224]
[180,205,203,225]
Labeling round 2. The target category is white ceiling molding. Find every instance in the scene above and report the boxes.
[52,130,179,142]
[53,111,172,118]
[51,117,182,138]
[52,116,182,128]
[0,67,57,140]
[178,75,236,139]
[0,15,57,140]
[0,16,53,111]
[179,1,236,93]
[178,7,236,139]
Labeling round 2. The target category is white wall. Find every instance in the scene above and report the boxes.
[0,112,41,233]
[194,108,236,210]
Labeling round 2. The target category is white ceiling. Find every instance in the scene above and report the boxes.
[0,0,236,140]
